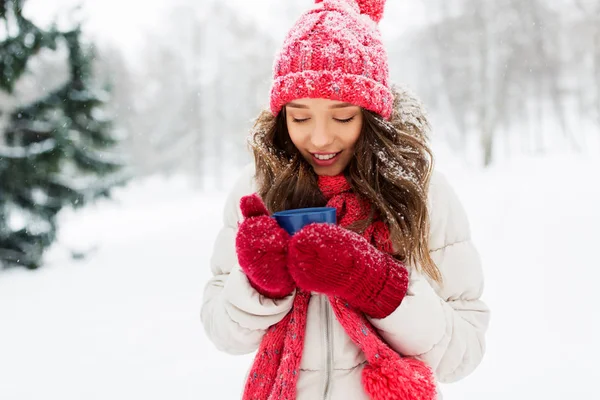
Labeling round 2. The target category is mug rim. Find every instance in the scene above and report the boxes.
[272,207,336,217]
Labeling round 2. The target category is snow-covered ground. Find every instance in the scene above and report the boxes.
[1,152,599,399]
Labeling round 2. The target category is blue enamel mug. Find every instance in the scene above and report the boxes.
[272,207,337,235]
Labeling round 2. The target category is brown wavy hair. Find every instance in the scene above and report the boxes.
[247,87,442,283]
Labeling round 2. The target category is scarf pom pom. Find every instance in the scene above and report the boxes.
[362,357,438,400]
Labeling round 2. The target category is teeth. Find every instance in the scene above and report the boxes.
[314,153,338,160]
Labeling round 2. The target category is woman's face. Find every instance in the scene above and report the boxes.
[285,98,363,177]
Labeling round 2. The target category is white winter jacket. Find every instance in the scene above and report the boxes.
[201,163,490,400]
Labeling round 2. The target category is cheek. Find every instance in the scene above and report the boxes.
[286,122,300,143]
[286,123,308,153]
[344,124,362,149]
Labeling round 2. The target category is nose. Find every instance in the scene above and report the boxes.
[310,120,335,149]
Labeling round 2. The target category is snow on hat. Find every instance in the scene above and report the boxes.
[269,0,394,119]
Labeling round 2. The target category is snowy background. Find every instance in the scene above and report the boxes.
[2,151,599,399]
[2,0,600,399]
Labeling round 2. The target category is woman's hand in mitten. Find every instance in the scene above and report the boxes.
[235,194,295,299]
[287,223,409,318]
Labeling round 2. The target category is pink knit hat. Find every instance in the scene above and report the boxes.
[269,0,394,119]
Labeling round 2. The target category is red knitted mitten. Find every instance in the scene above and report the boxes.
[288,223,409,318]
[235,194,295,299]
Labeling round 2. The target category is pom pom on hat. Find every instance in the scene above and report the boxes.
[315,0,387,23]
[355,0,387,23]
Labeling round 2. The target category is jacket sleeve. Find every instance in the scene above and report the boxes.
[369,172,490,383]
[200,165,295,355]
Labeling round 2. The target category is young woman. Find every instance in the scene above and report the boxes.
[201,1,490,399]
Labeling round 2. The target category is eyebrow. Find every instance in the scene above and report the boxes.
[286,102,354,109]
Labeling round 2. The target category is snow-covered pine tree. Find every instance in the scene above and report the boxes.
[0,0,127,269]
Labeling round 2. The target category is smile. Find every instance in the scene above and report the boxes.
[310,151,342,166]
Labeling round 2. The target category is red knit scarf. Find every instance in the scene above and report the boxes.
[242,174,437,400]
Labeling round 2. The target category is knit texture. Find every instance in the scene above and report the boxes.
[291,174,408,317]
[330,296,439,400]
[318,174,394,253]
[243,291,311,400]
[235,194,295,299]
[289,222,409,319]
[269,0,394,119]
[242,175,437,400]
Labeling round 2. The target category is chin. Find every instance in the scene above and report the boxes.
[312,164,346,177]
[302,153,350,176]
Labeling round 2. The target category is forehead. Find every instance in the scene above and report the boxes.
[286,98,357,110]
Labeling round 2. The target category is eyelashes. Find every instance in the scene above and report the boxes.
[335,116,355,124]
[291,116,356,124]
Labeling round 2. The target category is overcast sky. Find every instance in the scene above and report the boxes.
[24,0,428,59]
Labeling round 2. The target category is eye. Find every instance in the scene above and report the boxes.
[292,117,310,123]
[334,116,355,124]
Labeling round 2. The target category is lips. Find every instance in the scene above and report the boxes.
[310,151,342,167]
